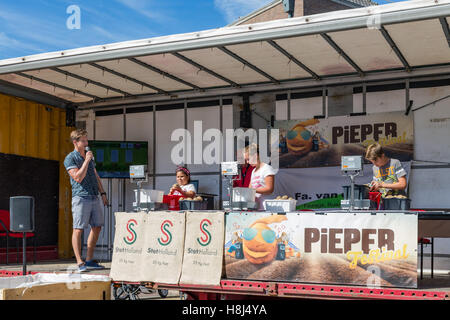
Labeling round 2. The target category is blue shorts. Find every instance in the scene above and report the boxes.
[71,195,104,229]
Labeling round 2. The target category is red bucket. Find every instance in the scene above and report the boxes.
[369,192,382,210]
[163,195,183,211]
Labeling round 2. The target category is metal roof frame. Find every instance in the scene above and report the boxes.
[128,57,201,90]
[440,17,450,47]
[320,33,365,76]
[171,52,240,88]
[0,78,70,108]
[16,71,99,100]
[1,1,448,74]
[379,26,411,72]
[51,67,130,97]
[217,46,280,84]
[88,62,168,95]
[81,63,450,110]
[83,73,450,114]
[267,40,321,80]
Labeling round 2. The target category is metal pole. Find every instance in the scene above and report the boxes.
[287,90,291,121]
[137,181,142,211]
[420,240,423,280]
[118,178,122,212]
[350,175,355,211]
[184,99,188,167]
[405,79,410,113]
[122,106,127,211]
[22,233,27,275]
[93,110,97,259]
[322,87,327,117]
[219,96,223,210]
[362,83,367,113]
[102,190,107,261]
[123,179,126,213]
[108,179,112,261]
[431,237,434,278]
[153,104,156,190]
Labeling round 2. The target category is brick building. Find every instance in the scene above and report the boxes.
[229,0,379,26]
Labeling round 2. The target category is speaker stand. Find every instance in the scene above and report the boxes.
[22,232,27,275]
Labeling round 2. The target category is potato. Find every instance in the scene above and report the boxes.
[275,196,281,200]
[282,195,289,200]
[186,197,193,200]
[288,197,294,200]
[179,197,184,201]
[196,196,203,201]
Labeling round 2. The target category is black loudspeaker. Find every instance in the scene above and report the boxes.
[10,196,35,232]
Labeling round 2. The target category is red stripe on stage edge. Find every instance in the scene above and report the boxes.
[276,283,450,300]
[0,270,39,277]
[110,279,450,300]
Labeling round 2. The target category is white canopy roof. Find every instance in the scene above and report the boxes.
[0,0,449,108]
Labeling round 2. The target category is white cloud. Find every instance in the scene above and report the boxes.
[214,0,275,24]
[0,2,154,58]
[114,0,173,24]
[91,26,120,41]
[0,32,44,52]
[0,5,77,49]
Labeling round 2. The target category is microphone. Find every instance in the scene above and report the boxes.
[85,146,95,162]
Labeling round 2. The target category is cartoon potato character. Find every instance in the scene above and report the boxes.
[286,119,320,156]
[243,215,287,264]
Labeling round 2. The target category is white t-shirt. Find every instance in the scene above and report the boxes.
[250,163,276,210]
[172,183,196,196]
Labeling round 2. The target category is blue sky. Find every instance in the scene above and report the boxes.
[0,0,408,60]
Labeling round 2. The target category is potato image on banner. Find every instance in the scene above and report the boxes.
[286,119,319,156]
[243,215,287,265]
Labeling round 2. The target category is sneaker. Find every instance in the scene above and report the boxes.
[77,262,88,273]
[85,260,105,270]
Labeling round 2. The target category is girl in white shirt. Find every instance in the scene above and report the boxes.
[246,144,276,210]
[169,166,196,198]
